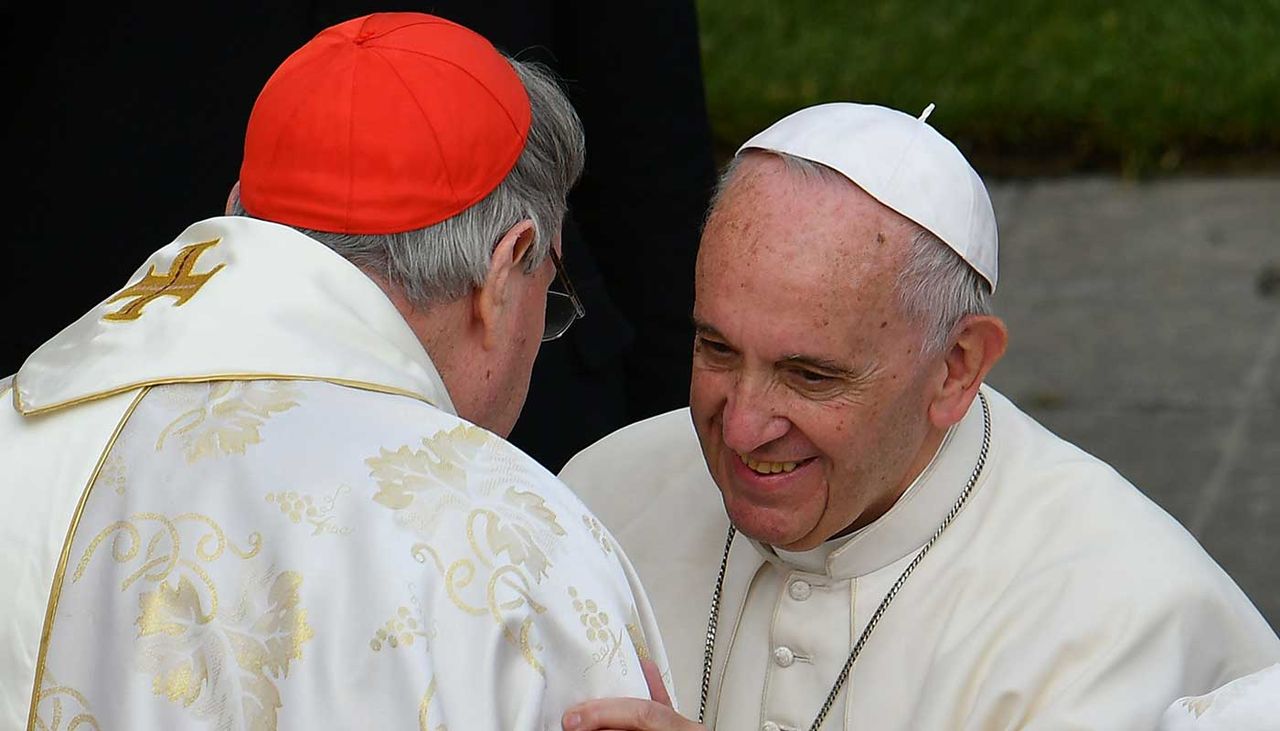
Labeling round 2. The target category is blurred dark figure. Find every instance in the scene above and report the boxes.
[2,2,716,471]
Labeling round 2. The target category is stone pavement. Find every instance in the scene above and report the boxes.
[984,175,1280,631]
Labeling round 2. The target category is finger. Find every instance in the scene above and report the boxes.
[640,658,673,708]
[562,697,692,731]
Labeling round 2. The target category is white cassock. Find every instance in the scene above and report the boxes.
[559,391,1280,730]
[1158,662,1280,730]
[0,216,670,730]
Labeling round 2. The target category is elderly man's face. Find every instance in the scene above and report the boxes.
[690,155,944,551]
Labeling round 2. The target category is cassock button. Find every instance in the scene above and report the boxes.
[773,646,795,667]
[788,579,812,601]
[762,722,781,731]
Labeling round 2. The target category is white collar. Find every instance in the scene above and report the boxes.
[774,533,853,573]
[13,216,455,416]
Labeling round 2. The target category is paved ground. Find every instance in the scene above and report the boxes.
[984,175,1280,631]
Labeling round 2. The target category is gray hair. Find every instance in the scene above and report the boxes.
[229,57,585,306]
[711,151,992,355]
[897,226,993,354]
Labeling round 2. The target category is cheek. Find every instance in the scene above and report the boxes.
[521,337,540,371]
[520,310,544,358]
[789,407,850,455]
[789,399,887,481]
[530,292,548,335]
[688,368,728,422]
[822,402,909,477]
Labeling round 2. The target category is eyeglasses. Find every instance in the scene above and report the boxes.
[543,247,585,342]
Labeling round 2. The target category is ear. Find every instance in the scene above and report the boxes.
[927,315,1008,429]
[225,181,241,215]
[473,219,537,350]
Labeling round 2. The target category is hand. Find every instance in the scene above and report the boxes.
[561,658,708,731]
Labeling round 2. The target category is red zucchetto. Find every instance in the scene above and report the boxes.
[240,12,531,234]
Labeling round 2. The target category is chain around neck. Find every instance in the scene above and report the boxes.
[697,390,991,729]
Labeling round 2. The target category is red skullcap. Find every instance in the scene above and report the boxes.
[239,12,531,234]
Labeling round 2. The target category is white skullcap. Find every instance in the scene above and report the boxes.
[738,101,998,291]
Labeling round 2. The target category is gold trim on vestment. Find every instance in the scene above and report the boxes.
[13,374,436,417]
[26,387,150,731]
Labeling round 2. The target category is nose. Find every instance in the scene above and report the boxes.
[721,377,790,454]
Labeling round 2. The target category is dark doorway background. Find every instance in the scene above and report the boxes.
[3,2,717,472]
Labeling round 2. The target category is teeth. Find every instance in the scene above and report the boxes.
[741,456,800,475]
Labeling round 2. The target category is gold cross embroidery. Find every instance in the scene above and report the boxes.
[103,239,226,322]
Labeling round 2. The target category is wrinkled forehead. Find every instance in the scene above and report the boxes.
[697,164,924,345]
[713,149,850,203]
[700,153,917,280]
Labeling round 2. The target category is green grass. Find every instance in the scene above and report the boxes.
[695,0,1280,177]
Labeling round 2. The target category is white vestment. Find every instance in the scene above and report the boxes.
[1158,662,1280,730]
[559,390,1280,730]
[0,216,669,730]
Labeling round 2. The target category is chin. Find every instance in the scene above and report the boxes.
[720,492,817,549]
[487,389,529,438]
[710,450,824,547]
[490,411,520,439]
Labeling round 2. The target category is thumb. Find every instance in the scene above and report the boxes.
[641,658,673,708]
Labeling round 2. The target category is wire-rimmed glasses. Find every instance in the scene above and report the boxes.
[543,247,585,342]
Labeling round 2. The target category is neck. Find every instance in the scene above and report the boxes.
[363,271,476,418]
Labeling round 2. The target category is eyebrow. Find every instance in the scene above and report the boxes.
[694,318,875,380]
[778,354,862,377]
[692,319,724,339]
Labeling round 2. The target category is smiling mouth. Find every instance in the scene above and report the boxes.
[738,454,812,475]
